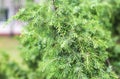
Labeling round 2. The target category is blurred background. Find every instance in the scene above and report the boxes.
[0,0,26,79]
[0,0,120,79]
[0,0,40,79]
[0,0,25,36]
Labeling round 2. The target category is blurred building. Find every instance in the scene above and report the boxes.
[0,0,25,36]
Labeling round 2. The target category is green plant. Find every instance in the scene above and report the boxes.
[15,0,119,79]
[0,50,28,79]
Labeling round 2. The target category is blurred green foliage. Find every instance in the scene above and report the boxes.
[0,49,42,79]
[110,0,120,76]
[0,0,120,79]
[0,50,28,79]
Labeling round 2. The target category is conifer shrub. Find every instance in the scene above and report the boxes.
[15,0,119,79]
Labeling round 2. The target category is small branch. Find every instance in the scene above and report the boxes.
[52,0,57,11]
[106,58,111,66]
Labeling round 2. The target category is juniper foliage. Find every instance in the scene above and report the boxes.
[15,0,119,79]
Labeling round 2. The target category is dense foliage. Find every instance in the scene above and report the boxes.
[13,0,120,79]
[1,0,120,79]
